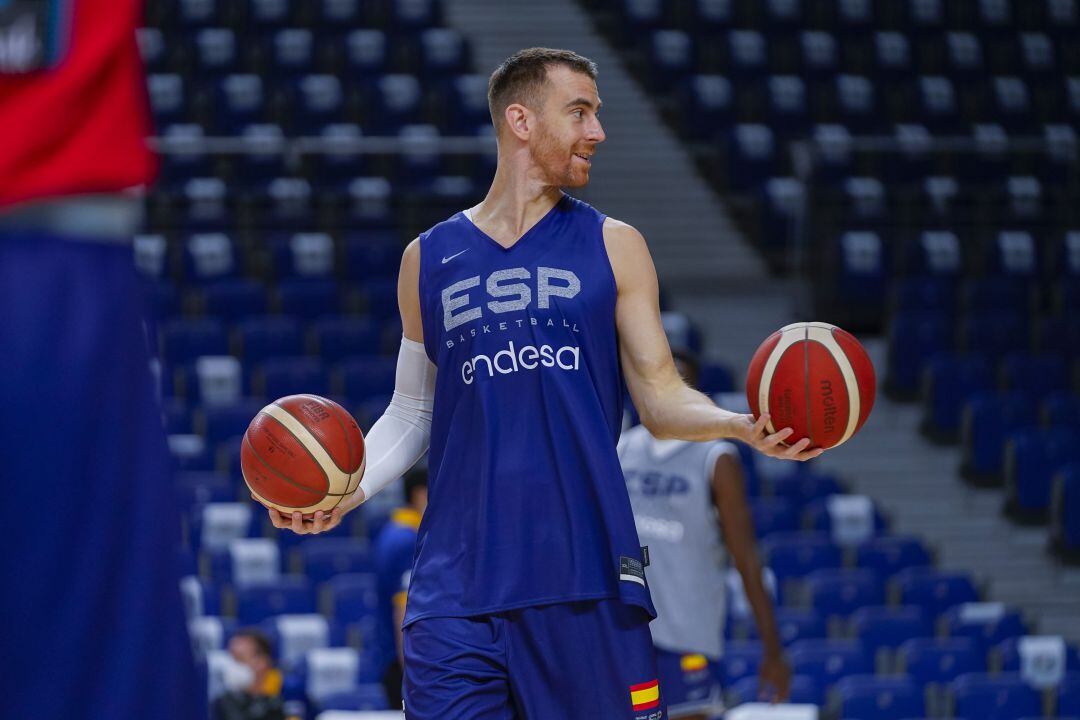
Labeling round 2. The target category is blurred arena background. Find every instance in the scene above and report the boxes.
[97,0,1080,717]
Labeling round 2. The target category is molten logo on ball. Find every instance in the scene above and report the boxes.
[745,322,876,450]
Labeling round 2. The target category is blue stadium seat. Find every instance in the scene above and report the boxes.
[810,124,852,181]
[1001,353,1070,400]
[369,74,423,133]
[342,29,389,76]
[805,568,885,618]
[891,277,956,313]
[170,433,215,472]
[726,674,823,707]
[767,75,809,133]
[802,32,839,80]
[235,576,315,625]
[958,310,1028,361]
[268,28,315,77]
[874,31,913,80]
[320,685,390,712]
[885,310,953,399]
[1051,463,1080,561]
[836,75,877,132]
[1060,673,1080,716]
[1043,392,1080,429]
[387,0,439,30]
[961,391,1038,483]
[204,538,281,585]
[946,31,985,79]
[299,538,373,586]
[202,399,265,449]
[719,641,763,687]
[201,279,269,321]
[943,604,1028,653]
[855,536,932,578]
[192,27,238,76]
[918,76,962,133]
[234,125,288,185]
[270,233,335,280]
[679,75,734,140]
[237,316,304,363]
[162,318,229,364]
[262,177,314,229]
[726,125,776,192]
[286,75,345,134]
[898,637,985,685]
[921,353,994,442]
[342,231,402,280]
[212,75,266,134]
[804,496,888,539]
[156,125,213,189]
[185,232,238,282]
[1004,427,1080,522]
[313,125,367,187]
[995,636,1080,673]
[743,607,826,646]
[749,498,799,537]
[342,177,395,228]
[248,0,294,28]
[180,176,232,230]
[770,472,845,508]
[261,615,344,671]
[148,73,188,127]
[647,30,695,91]
[176,471,236,510]
[787,639,871,690]
[324,573,379,624]
[359,278,399,320]
[418,28,469,76]
[277,278,341,319]
[833,230,889,321]
[961,277,1034,315]
[904,230,964,277]
[312,317,383,362]
[336,357,396,403]
[951,673,1042,720]
[761,532,843,584]
[1034,315,1080,357]
[255,357,328,398]
[837,674,925,720]
[442,73,492,134]
[896,568,980,617]
[851,606,931,661]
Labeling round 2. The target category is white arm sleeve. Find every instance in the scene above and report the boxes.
[356,336,436,502]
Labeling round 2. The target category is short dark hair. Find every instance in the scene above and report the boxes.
[487,48,598,128]
[404,467,428,505]
[233,628,274,661]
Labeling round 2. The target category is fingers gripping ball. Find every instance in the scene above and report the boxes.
[745,322,876,450]
[241,394,366,517]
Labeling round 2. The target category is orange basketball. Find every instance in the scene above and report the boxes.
[745,322,876,450]
[241,394,365,517]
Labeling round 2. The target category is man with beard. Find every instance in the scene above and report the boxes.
[264,48,821,719]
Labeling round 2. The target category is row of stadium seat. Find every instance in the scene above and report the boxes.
[602,0,1080,35]
[145,0,446,32]
[148,73,491,134]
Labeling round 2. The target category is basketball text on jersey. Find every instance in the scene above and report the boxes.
[439,265,585,384]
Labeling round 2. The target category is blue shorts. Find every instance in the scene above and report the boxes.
[655,647,723,719]
[403,599,666,720]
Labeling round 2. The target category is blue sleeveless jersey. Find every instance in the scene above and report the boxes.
[407,194,655,625]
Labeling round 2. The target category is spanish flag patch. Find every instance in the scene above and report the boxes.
[630,679,660,711]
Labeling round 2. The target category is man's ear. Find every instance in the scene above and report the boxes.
[504,103,532,141]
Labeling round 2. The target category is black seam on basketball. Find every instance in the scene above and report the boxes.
[804,325,813,447]
[247,415,329,500]
[301,394,356,476]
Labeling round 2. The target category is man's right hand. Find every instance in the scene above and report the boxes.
[257,487,365,535]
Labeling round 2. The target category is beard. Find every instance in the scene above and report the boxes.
[529,122,590,188]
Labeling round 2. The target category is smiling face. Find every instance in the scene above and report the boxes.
[527,65,606,188]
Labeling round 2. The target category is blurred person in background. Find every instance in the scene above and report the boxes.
[619,344,791,719]
[213,629,286,720]
[0,1,204,718]
[373,467,429,708]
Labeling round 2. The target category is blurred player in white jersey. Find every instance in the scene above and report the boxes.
[619,343,791,719]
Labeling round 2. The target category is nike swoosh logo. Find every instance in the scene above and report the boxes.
[441,249,469,264]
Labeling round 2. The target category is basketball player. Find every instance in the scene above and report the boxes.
[619,346,791,719]
[266,48,821,718]
[0,1,204,718]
